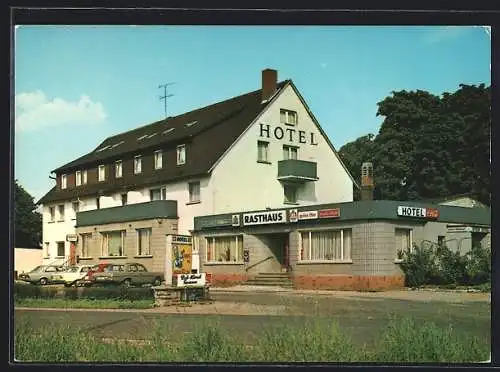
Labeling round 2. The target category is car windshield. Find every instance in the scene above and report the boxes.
[67,267,79,272]
[30,266,43,273]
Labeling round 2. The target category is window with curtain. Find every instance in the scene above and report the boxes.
[395,228,412,257]
[101,230,126,256]
[137,228,151,256]
[206,236,243,263]
[300,229,352,261]
[80,233,92,257]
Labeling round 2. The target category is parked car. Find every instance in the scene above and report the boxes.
[17,265,66,285]
[75,263,110,287]
[90,262,164,287]
[50,264,95,287]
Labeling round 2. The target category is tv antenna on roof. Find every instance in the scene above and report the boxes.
[158,82,176,119]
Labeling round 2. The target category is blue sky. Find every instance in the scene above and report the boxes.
[14,25,491,202]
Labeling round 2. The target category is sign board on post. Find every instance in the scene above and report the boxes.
[166,234,193,286]
[174,273,206,288]
[66,234,78,242]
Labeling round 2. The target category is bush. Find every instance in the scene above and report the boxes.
[399,243,437,287]
[464,244,491,285]
[13,283,154,301]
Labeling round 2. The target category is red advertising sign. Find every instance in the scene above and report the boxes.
[426,208,439,219]
[318,208,340,218]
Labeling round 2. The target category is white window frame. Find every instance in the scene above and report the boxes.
[72,201,79,220]
[61,174,67,189]
[57,204,65,222]
[49,206,55,222]
[177,145,186,165]
[188,181,201,203]
[98,165,105,182]
[75,171,82,186]
[257,141,269,162]
[115,160,122,178]
[100,230,126,257]
[280,109,298,126]
[56,241,65,257]
[205,235,244,263]
[395,228,413,261]
[284,184,298,204]
[80,233,92,258]
[283,145,298,160]
[150,186,167,201]
[154,150,163,170]
[44,242,50,257]
[82,170,88,184]
[134,156,142,174]
[136,228,152,256]
[299,229,352,262]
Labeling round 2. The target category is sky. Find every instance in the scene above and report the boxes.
[14,25,491,202]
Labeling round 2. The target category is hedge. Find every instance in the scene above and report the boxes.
[13,283,154,301]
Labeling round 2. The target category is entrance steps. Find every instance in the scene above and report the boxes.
[243,272,294,288]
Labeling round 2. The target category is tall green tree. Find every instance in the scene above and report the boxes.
[15,180,42,248]
[339,84,490,205]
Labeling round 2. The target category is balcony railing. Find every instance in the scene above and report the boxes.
[277,159,318,183]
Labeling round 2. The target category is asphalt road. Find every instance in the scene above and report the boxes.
[14,291,491,347]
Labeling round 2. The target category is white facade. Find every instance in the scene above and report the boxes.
[41,82,354,268]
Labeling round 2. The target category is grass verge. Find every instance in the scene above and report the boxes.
[15,298,154,309]
[14,315,489,363]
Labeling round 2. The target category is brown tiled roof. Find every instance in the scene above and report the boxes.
[38,81,290,204]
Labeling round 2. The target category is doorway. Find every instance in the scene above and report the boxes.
[256,233,290,272]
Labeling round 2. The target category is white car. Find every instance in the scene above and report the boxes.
[51,265,94,287]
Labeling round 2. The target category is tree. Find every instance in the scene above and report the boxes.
[15,180,42,248]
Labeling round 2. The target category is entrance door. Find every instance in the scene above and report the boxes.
[268,233,289,272]
[69,242,76,266]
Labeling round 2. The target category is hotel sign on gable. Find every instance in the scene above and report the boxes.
[397,206,439,219]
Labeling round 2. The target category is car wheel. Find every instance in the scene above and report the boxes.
[152,277,162,287]
[122,279,131,288]
[39,278,48,286]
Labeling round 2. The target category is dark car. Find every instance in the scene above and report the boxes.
[17,265,65,285]
[91,262,164,287]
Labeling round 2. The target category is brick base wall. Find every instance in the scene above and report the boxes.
[210,273,249,287]
[293,275,405,291]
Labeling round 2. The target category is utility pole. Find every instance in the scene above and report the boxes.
[158,82,175,119]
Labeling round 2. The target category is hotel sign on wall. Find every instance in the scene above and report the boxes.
[243,210,287,226]
[397,206,439,219]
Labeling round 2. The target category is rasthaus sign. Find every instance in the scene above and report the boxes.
[243,210,287,226]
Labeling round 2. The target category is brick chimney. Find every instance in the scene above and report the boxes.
[360,162,374,201]
[261,68,278,102]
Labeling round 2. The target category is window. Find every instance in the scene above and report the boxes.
[80,233,92,257]
[137,228,152,256]
[283,145,298,160]
[395,228,413,258]
[280,109,298,126]
[115,160,122,178]
[284,184,298,204]
[101,230,126,257]
[257,141,269,162]
[121,193,128,206]
[44,242,50,257]
[57,204,65,221]
[134,156,142,174]
[206,235,243,263]
[437,235,445,247]
[177,145,186,165]
[154,150,163,169]
[56,241,65,257]
[76,171,82,186]
[82,170,88,184]
[300,229,352,261]
[98,165,105,181]
[72,202,79,219]
[49,207,55,222]
[189,182,201,203]
[61,174,67,189]
[150,187,167,201]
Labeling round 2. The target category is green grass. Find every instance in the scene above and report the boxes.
[15,298,155,309]
[14,316,489,363]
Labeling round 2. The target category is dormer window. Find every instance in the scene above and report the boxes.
[75,171,82,186]
[154,150,163,169]
[280,109,298,126]
[82,170,88,184]
[61,174,67,189]
[177,145,186,165]
[134,156,142,174]
[98,165,105,182]
[115,160,122,178]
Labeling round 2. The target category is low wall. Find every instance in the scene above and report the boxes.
[292,274,405,291]
[15,248,43,274]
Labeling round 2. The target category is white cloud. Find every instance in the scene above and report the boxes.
[423,26,474,44]
[15,91,107,132]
